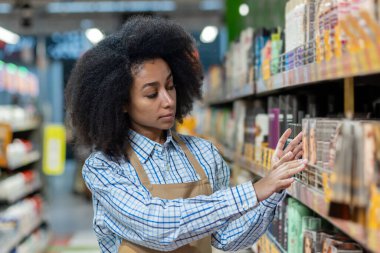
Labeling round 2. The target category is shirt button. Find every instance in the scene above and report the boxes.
[243,204,248,210]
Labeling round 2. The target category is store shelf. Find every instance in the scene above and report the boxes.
[36,231,52,253]
[0,181,41,204]
[11,119,40,133]
[251,232,286,253]
[256,47,380,95]
[235,156,267,177]
[5,150,40,170]
[218,145,235,162]
[232,151,380,253]
[0,218,43,253]
[266,232,286,253]
[17,227,51,253]
[197,135,236,162]
[206,84,255,105]
[208,48,380,99]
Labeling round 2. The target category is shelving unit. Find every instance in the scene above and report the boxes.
[0,46,51,253]
[0,172,42,204]
[14,224,51,253]
[266,232,286,253]
[208,83,255,105]
[252,232,286,253]
[257,48,380,95]
[197,1,380,251]
[212,141,380,253]
[0,217,43,253]
[6,150,41,170]
[12,118,41,133]
[0,108,47,252]
[207,46,380,106]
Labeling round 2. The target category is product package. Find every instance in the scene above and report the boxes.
[287,198,312,253]
[328,242,363,253]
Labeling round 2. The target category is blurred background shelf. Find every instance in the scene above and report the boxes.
[0,218,43,253]
[6,150,41,170]
[11,119,41,133]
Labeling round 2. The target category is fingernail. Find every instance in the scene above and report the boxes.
[303,159,308,164]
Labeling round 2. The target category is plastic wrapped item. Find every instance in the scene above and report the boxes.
[6,139,33,168]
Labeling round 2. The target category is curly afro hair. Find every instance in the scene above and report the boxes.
[65,15,203,159]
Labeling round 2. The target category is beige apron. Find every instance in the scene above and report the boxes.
[118,133,213,253]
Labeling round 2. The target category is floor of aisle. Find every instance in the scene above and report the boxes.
[42,159,253,253]
[44,159,99,253]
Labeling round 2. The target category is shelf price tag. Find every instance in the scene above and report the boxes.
[324,30,332,62]
[43,124,66,176]
[334,24,345,77]
[315,36,322,63]
[322,172,332,203]
[340,18,360,74]
[0,123,12,168]
[368,184,380,230]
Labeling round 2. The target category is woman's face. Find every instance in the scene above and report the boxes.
[127,58,176,135]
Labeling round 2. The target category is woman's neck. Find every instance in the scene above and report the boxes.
[131,126,166,144]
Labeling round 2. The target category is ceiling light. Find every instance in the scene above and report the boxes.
[0,26,20,45]
[199,0,223,11]
[239,3,249,16]
[85,28,105,44]
[47,1,176,13]
[0,3,11,14]
[200,26,218,43]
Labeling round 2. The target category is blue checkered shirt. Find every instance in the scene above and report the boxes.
[83,130,285,252]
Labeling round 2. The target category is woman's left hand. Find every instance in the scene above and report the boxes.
[271,128,303,167]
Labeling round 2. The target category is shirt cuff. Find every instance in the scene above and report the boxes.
[260,190,286,210]
[226,181,260,214]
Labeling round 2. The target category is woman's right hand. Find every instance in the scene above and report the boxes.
[253,152,307,202]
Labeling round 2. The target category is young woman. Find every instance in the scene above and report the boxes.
[65,16,305,253]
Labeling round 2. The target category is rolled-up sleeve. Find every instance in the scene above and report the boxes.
[210,145,286,251]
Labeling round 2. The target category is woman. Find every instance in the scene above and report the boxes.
[65,16,305,253]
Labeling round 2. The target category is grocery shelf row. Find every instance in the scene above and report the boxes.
[206,44,380,105]
[214,142,380,253]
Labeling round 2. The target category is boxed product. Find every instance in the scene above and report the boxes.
[328,242,363,253]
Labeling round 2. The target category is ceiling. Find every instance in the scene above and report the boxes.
[0,0,225,35]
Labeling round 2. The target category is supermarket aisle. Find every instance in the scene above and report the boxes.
[44,159,99,252]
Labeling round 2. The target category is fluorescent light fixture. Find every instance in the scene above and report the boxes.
[199,0,223,11]
[0,3,11,14]
[200,26,218,43]
[47,1,176,13]
[0,26,20,45]
[239,3,249,16]
[85,28,105,44]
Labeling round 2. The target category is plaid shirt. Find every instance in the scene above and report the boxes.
[83,130,285,252]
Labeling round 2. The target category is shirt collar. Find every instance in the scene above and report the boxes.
[165,130,185,155]
[169,130,185,154]
[128,129,179,164]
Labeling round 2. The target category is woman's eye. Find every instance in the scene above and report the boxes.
[146,93,158,99]
[167,84,175,90]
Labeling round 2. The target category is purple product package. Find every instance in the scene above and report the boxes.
[269,108,280,149]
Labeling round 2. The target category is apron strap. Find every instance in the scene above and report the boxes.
[171,132,209,181]
[126,144,153,189]
[127,132,209,188]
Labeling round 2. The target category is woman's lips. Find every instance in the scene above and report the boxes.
[160,114,175,120]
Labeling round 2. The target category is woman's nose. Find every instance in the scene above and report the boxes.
[161,90,175,107]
